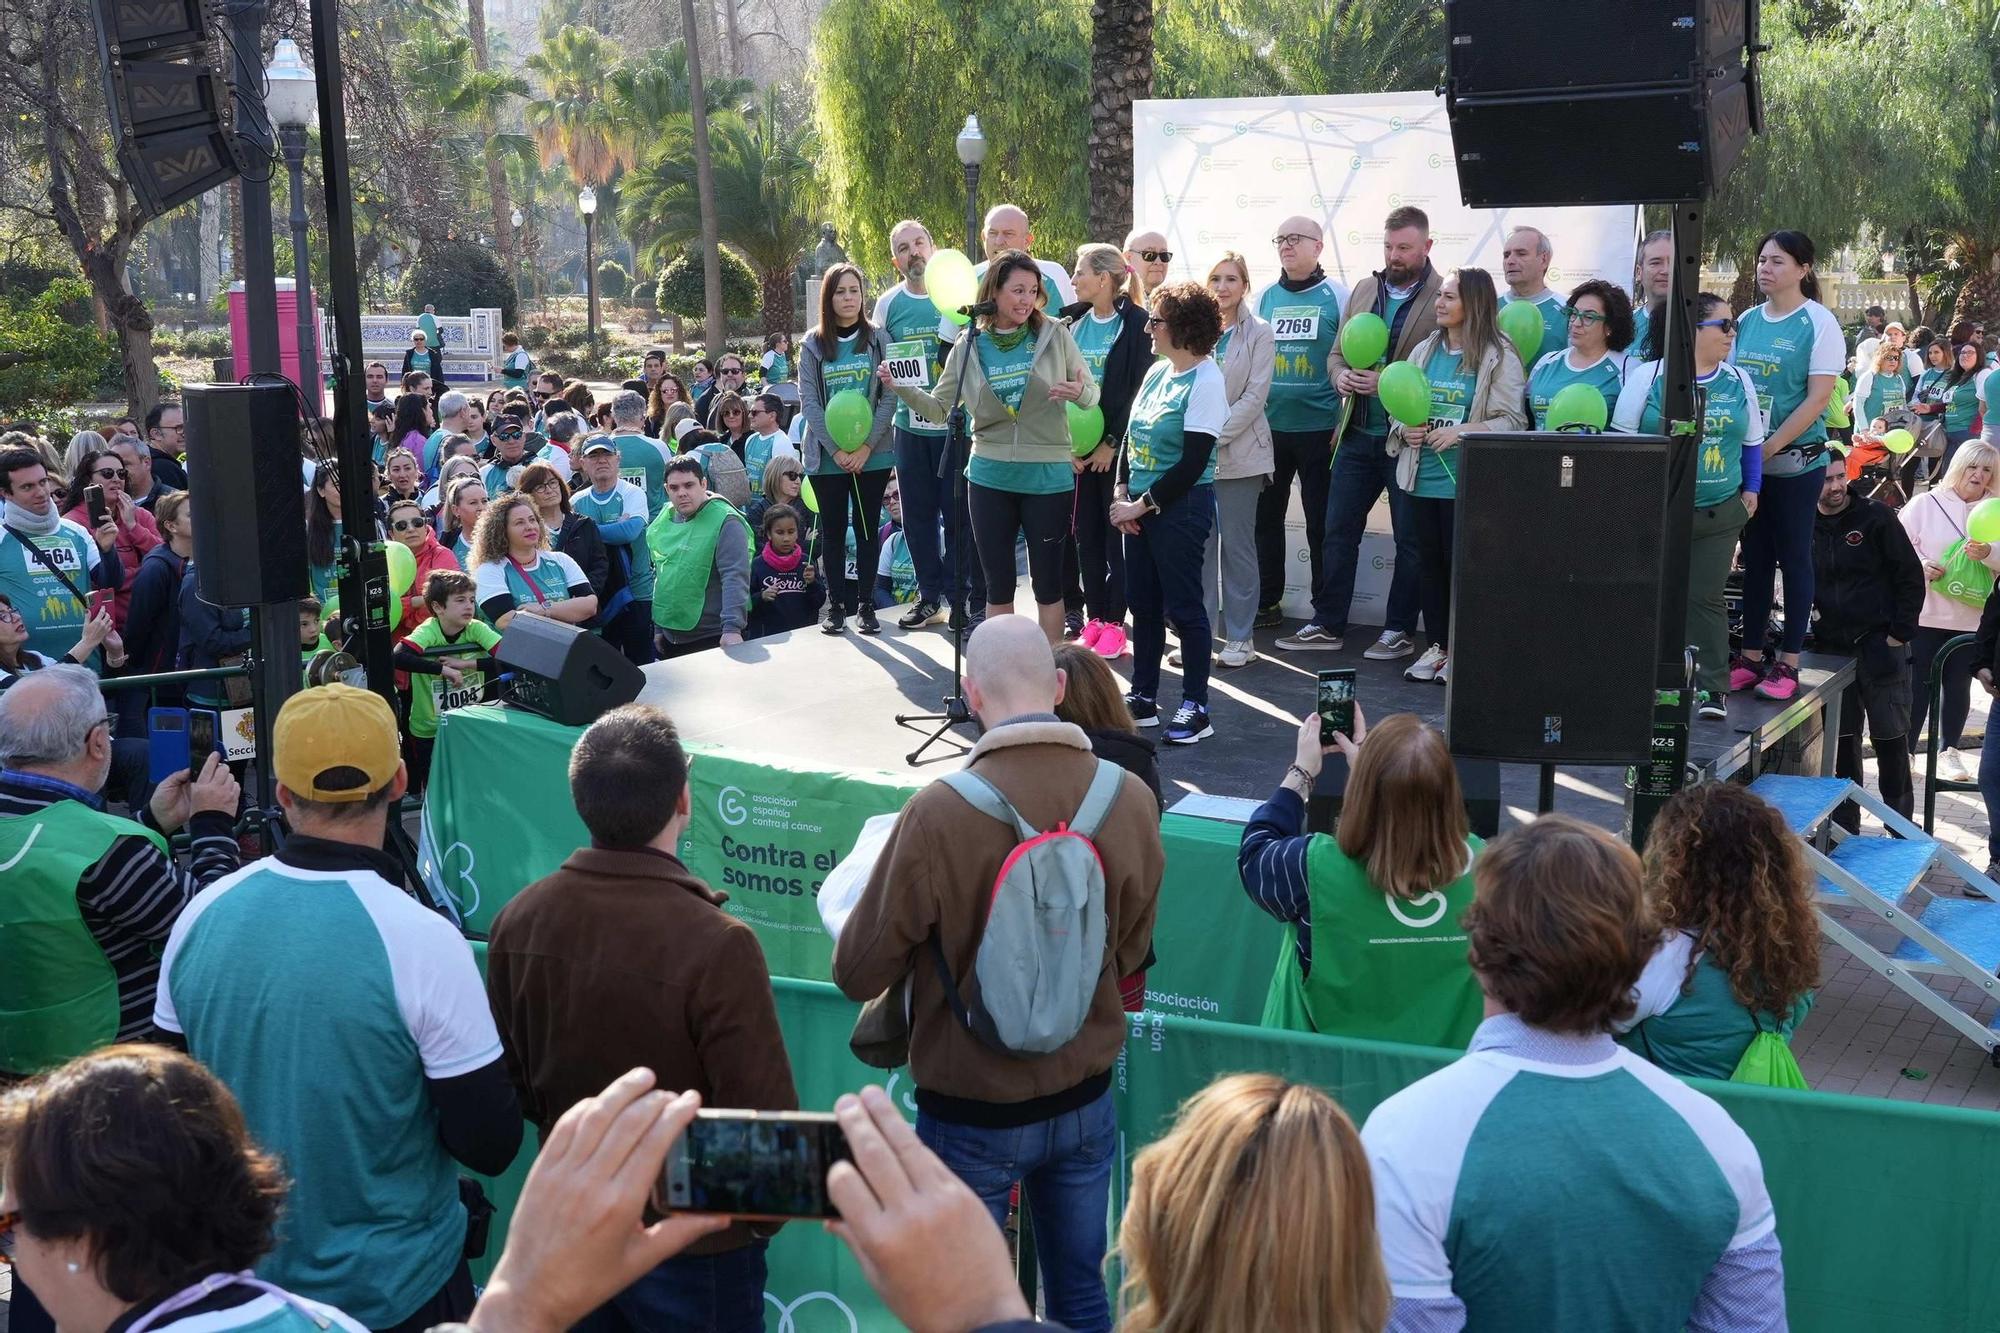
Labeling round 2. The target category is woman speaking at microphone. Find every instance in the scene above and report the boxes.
[882,249,1099,644]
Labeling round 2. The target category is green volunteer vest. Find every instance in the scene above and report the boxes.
[0,800,168,1074]
[647,496,746,632]
[1260,832,1483,1049]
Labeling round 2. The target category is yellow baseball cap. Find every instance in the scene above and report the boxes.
[273,684,401,802]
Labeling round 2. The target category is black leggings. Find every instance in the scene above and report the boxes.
[815,468,891,611]
[969,481,1070,605]
[1407,494,1456,649]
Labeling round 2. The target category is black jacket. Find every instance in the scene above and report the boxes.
[1082,724,1164,814]
[1973,586,2000,676]
[549,511,609,601]
[1810,495,1924,672]
[402,345,446,386]
[1062,296,1153,445]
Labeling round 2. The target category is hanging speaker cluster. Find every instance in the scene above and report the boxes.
[91,0,246,218]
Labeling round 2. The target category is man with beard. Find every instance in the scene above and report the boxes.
[1278,207,1433,661]
[874,219,967,628]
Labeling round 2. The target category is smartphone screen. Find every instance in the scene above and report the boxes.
[84,485,107,527]
[658,1110,849,1221]
[1318,668,1356,745]
[148,709,190,785]
[187,708,218,761]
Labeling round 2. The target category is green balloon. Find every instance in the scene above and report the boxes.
[1339,312,1390,368]
[799,476,820,514]
[1067,402,1105,456]
[925,249,979,322]
[1498,300,1545,367]
[386,539,417,602]
[824,389,872,450]
[1378,361,1431,429]
[1970,497,2000,544]
[1546,383,1608,433]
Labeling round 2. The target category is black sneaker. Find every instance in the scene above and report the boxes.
[1164,702,1214,745]
[820,604,847,635]
[1254,603,1283,629]
[900,598,945,629]
[1697,691,1727,721]
[1124,691,1159,727]
[856,604,881,635]
[1063,610,1086,641]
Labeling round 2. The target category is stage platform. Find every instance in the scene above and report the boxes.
[635,618,1856,836]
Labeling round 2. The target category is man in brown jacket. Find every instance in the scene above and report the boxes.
[1280,203,1443,663]
[832,615,1162,1333]
[486,703,796,1333]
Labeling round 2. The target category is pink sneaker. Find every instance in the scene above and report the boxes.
[1754,661,1799,701]
[1727,653,1766,692]
[1079,619,1107,650]
[1093,623,1129,659]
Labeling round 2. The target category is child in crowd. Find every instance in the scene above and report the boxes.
[393,570,502,792]
[747,504,823,639]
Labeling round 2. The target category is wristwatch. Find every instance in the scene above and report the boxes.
[1139,491,1162,515]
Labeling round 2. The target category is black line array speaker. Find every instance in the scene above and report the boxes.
[1446,433,1673,765]
[1444,0,1761,206]
[184,383,310,607]
[493,615,645,728]
[90,0,246,217]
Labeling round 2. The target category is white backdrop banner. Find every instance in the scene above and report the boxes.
[1132,92,1640,623]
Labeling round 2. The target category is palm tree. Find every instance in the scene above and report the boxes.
[524,26,633,187]
[406,31,533,257]
[464,0,519,266]
[678,0,726,352]
[1087,0,1153,240]
[619,91,817,336]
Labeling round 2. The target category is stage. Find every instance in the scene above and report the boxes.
[631,617,1856,837]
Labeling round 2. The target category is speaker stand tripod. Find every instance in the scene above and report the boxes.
[896,323,983,765]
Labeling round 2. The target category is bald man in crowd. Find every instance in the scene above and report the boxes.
[962,203,1077,318]
[1501,225,1569,364]
[833,614,1162,1333]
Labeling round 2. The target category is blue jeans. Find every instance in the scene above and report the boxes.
[893,427,965,604]
[1739,467,1819,655]
[919,1086,1117,1333]
[572,1242,767,1333]
[1127,485,1215,707]
[1317,429,1420,635]
[1981,727,2000,865]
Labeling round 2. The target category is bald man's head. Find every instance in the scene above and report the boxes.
[964,615,1061,723]
[1125,228,1170,293]
[1274,215,1324,278]
[983,205,1032,259]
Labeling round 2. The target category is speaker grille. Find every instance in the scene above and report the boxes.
[1447,434,1670,764]
[184,383,310,607]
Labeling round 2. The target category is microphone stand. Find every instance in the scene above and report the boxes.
[897,314,983,764]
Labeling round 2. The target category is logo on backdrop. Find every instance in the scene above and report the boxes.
[718,785,749,826]
[1385,890,1449,930]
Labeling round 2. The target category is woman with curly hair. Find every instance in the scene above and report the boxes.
[1617,782,1820,1079]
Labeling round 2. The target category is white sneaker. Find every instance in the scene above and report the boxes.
[1435,652,1450,684]
[1405,644,1447,682]
[1940,747,1973,782]
[1167,647,1182,668]
[1217,639,1257,668]
[1363,629,1415,661]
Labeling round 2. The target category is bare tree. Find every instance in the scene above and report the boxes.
[679,0,726,351]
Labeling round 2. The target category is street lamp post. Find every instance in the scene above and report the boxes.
[265,39,318,402]
[511,207,526,310]
[956,116,986,258]
[579,186,599,342]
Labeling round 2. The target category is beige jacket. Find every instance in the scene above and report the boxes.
[1386,330,1530,485]
[1328,266,1448,453]
[1215,308,1275,481]
[892,318,1101,467]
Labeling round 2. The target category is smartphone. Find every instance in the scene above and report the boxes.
[87,589,112,619]
[187,708,220,765]
[84,484,108,527]
[1318,667,1356,745]
[656,1110,850,1221]
[147,708,190,784]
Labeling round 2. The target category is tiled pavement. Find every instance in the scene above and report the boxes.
[1795,692,2000,1109]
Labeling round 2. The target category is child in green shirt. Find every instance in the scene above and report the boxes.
[392,571,501,792]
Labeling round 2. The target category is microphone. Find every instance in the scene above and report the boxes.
[958,300,999,318]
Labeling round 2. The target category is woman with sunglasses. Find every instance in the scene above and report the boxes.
[0,590,123,686]
[386,497,462,635]
[748,457,810,533]
[520,459,608,607]
[1727,229,1844,704]
[1615,293,1765,718]
[645,371,691,439]
[61,449,160,629]
[1526,280,1633,430]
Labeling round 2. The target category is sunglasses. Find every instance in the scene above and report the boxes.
[92,466,127,480]
[721,366,746,376]
[1696,317,1738,333]
[390,517,427,532]
[1136,249,1172,263]
[783,470,804,480]
[496,428,525,440]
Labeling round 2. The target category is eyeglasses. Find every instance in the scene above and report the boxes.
[1695,317,1738,334]
[1136,249,1172,263]
[390,517,427,531]
[92,466,127,480]
[1145,316,1166,328]
[0,604,22,623]
[1272,232,1313,248]
[1561,306,1607,327]
[532,479,562,492]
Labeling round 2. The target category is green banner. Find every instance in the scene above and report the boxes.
[422,705,1284,1021]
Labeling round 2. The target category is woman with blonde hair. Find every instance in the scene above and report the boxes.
[468,492,597,630]
[1899,438,2000,778]
[1062,242,1151,652]
[1242,704,1485,1046]
[1201,249,1273,665]
[1617,781,1818,1079]
[1118,1073,1389,1333]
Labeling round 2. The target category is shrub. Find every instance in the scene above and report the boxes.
[596,260,630,300]
[398,239,519,325]
[654,247,757,323]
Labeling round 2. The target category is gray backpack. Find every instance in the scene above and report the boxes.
[691,442,751,510]
[930,759,1124,1055]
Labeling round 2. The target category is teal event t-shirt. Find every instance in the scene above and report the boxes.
[1073,310,1122,386]
[1257,277,1343,432]
[1358,288,1415,438]
[1527,350,1627,430]
[1728,299,1845,476]
[814,332,888,473]
[1127,359,1229,495]
[874,286,948,437]
[1411,343,1478,500]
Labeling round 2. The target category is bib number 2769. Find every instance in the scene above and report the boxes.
[1272,307,1320,342]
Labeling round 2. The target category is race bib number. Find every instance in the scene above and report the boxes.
[1428,402,1468,429]
[1272,306,1320,342]
[1756,391,1775,421]
[30,539,82,576]
[434,670,485,715]
[619,467,646,490]
[885,340,931,388]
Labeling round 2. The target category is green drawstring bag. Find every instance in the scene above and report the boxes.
[1730,1029,1810,1089]
[1934,536,1996,609]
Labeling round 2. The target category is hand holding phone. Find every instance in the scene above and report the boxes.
[84,484,109,528]
[1317,668,1356,746]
